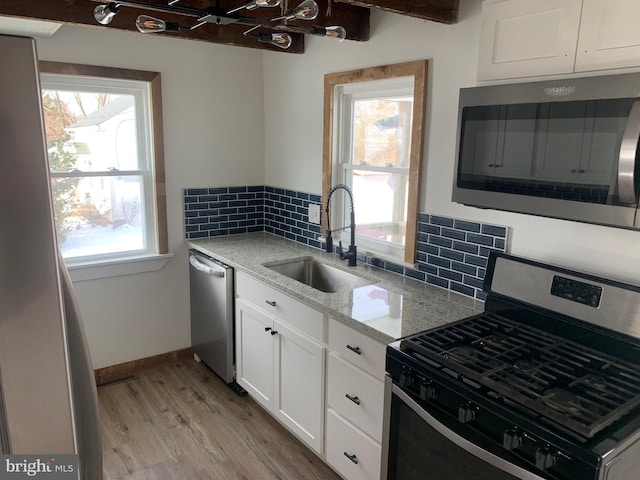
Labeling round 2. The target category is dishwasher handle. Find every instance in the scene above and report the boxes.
[189,253,226,277]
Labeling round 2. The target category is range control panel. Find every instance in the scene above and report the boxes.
[550,275,602,308]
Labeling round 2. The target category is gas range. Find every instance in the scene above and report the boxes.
[384,253,640,480]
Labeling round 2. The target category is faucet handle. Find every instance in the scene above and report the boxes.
[339,240,357,266]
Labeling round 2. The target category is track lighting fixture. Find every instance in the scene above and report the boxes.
[91,0,347,50]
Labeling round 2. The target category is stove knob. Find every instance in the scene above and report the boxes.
[535,446,557,471]
[419,381,436,401]
[457,403,478,424]
[502,429,522,451]
[399,368,413,388]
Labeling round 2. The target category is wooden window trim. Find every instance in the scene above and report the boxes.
[39,61,168,255]
[322,60,429,264]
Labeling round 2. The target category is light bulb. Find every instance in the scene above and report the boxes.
[135,15,180,33]
[93,2,120,25]
[312,25,346,42]
[258,32,292,49]
[290,0,319,20]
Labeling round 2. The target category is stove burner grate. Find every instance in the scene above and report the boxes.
[402,313,640,438]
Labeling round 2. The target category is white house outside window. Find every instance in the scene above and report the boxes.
[41,74,157,262]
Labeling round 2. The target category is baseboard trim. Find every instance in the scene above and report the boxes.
[94,348,193,386]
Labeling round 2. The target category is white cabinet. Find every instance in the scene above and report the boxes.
[327,353,385,443]
[326,410,382,480]
[576,0,640,71]
[235,271,390,478]
[236,299,274,410]
[273,319,324,454]
[478,0,640,80]
[326,318,386,480]
[235,273,325,454]
[478,0,582,80]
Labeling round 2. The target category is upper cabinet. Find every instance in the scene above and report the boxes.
[478,0,582,80]
[478,0,640,81]
[576,0,640,71]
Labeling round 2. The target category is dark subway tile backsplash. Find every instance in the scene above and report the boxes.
[184,186,508,301]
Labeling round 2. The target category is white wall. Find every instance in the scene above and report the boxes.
[35,24,265,369]
[263,0,640,286]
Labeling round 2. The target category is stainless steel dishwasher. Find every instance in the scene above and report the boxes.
[189,249,246,394]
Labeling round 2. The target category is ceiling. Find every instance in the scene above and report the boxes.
[0,0,459,54]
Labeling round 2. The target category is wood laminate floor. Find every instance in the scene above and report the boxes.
[99,359,342,480]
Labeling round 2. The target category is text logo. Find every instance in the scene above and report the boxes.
[544,86,576,97]
[0,455,77,480]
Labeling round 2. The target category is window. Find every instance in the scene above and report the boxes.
[323,61,428,264]
[39,62,168,271]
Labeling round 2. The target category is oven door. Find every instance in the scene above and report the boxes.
[382,377,547,480]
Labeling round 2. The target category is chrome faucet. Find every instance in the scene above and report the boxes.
[324,183,357,266]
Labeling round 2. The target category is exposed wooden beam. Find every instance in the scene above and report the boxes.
[336,0,458,25]
[0,0,369,53]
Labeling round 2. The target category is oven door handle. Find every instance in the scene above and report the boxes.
[389,383,547,480]
[618,100,640,204]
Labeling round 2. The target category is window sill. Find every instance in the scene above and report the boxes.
[66,253,173,282]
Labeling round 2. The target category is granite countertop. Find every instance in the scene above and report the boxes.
[188,233,483,344]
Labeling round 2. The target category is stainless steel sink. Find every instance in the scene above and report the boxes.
[265,257,372,293]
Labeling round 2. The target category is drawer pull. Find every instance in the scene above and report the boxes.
[345,394,361,405]
[265,300,277,307]
[343,452,359,465]
[346,344,362,355]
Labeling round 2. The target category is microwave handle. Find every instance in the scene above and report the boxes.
[618,101,640,204]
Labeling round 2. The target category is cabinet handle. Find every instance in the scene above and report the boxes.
[487,164,495,167]
[270,330,278,336]
[265,327,272,332]
[343,452,359,465]
[265,300,277,307]
[345,394,361,405]
[579,169,586,173]
[571,169,578,173]
[346,344,362,355]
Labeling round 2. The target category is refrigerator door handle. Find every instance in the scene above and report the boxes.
[189,253,225,277]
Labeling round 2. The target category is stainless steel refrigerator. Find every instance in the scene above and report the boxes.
[0,35,102,478]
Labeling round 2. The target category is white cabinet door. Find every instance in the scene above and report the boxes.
[235,299,274,410]
[576,0,640,71]
[478,0,582,80]
[273,319,325,454]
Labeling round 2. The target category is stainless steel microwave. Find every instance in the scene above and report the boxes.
[452,73,640,229]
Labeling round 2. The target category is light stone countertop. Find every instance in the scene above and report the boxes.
[188,233,483,344]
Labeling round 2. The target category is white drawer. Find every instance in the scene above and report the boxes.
[328,352,384,443]
[326,409,381,480]
[236,272,324,341]
[329,318,386,379]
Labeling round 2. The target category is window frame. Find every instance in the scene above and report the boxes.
[322,60,429,265]
[39,62,168,268]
